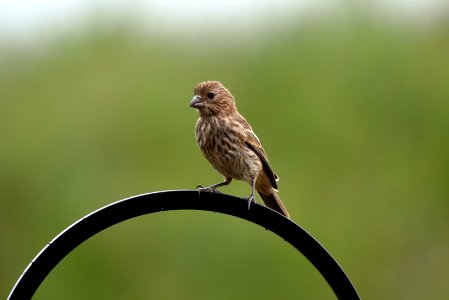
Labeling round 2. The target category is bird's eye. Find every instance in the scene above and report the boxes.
[207,92,215,100]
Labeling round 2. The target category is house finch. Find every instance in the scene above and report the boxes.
[190,81,290,219]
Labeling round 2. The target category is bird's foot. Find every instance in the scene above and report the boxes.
[196,185,222,194]
[246,194,256,210]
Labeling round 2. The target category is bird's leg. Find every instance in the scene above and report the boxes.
[197,177,232,194]
[246,178,256,210]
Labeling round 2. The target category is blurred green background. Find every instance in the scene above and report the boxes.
[1,1,449,299]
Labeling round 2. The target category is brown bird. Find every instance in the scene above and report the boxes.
[190,81,290,218]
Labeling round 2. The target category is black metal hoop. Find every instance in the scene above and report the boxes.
[8,190,360,299]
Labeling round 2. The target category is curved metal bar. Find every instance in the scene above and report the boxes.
[8,190,360,299]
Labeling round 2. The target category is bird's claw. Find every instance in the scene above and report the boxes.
[246,194,256,210]
[196,185,222,194]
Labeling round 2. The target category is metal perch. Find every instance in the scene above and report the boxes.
[8,190,360,299]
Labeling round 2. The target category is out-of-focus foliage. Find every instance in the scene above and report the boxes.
[1,17,448,299]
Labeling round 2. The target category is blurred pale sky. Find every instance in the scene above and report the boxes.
[0,0,448,43]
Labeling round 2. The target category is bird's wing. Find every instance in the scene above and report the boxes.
[236,115,279,189]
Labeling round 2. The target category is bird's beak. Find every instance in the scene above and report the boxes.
[190,95,202,108]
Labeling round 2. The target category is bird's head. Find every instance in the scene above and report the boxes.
[190,81,237,117]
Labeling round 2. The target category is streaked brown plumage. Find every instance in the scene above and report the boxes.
[190,81,290,218]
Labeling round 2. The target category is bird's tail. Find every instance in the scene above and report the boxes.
[258,191,290,219]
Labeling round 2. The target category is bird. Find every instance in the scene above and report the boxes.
[190,80,290,219]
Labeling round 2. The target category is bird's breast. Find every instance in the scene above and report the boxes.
[195,117,262,181]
